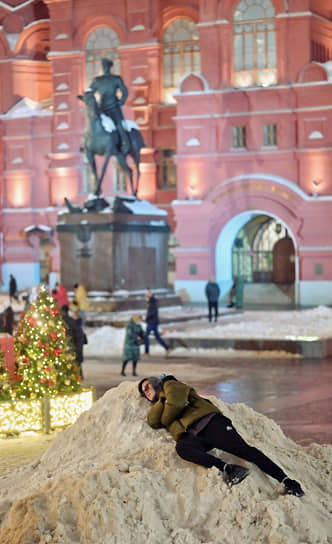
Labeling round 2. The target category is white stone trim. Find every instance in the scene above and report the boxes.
[118,41,159,50]
[174,103,332,120]
[276,12,311,18]
[174,247,211,253]
[48,50,82,57]
[213,173,308,199]
[197,20,230,27]
[299,246,332,251]
[172,200,203,205]
[0,0,34,11]
[23,19,50,29]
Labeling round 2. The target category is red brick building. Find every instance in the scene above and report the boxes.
[0,1,332,306]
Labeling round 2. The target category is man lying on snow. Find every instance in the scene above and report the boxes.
[138,375,304,497]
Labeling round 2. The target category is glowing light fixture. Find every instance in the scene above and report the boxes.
[0,388,94,436]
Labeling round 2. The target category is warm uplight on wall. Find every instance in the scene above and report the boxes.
[311,179,322,197]
[7,174,29,207]
[188,183,197,200]
[13,183,26,206]
[51,167,78,204]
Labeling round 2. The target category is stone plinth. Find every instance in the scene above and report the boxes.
[56,201,170,293]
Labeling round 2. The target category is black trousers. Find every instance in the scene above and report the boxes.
[122,359,137,375]
[175,413,286,483]
[208,301,218,322]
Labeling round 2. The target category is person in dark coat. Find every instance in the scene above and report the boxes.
[9,274,18,303]
[61,305,86,379]
[144,289,170,357]
[138,375,305,497]
[121,314,145,377]
[3,306,15,335]
[205,277,220,322]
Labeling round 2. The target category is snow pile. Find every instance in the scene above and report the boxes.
[0,381,331,544]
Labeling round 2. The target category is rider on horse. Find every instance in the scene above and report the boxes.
[89,58,130,154]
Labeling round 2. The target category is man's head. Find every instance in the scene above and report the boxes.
[145,288,152,301]
[102,58,113,74]
[138,376,162,403]
[132,313,141,323]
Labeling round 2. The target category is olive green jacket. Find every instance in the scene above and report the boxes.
[147,378,220,441]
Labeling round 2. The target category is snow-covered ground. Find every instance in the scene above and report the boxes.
[84,306,332,358]
[0,382,331,543]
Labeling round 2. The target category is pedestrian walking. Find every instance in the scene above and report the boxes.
[121,314,145,377]
[62,304,87,379]
[73,283,88,327]
[138,375,304,497]
[205,277,220,322]
[9,274,18,303]
[144,289,170,357]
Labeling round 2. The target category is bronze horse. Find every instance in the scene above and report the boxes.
[78,90,145,197]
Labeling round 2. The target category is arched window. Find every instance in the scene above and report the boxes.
[85,27,120,86]
[233,0,276,88]
[163,18,200,104]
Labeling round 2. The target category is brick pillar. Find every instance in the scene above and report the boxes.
[45,0,83,203]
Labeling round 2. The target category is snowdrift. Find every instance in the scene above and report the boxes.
[0,381,331,544]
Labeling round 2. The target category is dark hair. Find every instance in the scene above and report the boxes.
[138,376,163,402]
[138,378,147,396]
[74,283,78,288]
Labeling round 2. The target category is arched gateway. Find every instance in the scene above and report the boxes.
[215,210,297,308]
[173,174,323,307]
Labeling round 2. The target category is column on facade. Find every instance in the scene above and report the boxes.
[45,0,83,206]
[0,60,13,114]
[276,12,311,84]
[119,42,161,200]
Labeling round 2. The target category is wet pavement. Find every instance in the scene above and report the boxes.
[197,356,332,446]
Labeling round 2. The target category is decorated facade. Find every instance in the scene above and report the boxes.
[0,1,332,305]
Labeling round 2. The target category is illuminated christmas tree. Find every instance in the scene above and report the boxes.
[13,286,82,400]
[0,349,13,400]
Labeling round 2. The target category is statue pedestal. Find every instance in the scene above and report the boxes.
[56,198,170,294]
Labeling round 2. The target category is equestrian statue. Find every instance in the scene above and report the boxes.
[69,58,145,213]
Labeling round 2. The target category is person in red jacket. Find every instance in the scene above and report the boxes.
[52,282,69,309]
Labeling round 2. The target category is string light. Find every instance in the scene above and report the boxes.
[0,284,94,435]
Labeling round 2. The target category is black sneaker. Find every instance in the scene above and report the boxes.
[283,478,304,497]
[224,464,250,487]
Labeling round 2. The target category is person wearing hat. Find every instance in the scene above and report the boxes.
[121,314,145,377]
[138,375,304,496]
